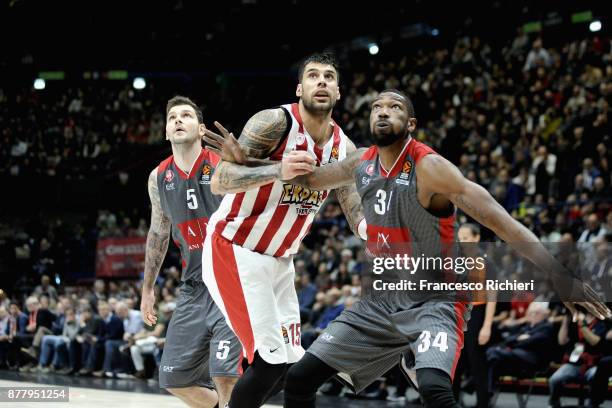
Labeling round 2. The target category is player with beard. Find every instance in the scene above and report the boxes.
[200,53,365,408]
[206,89,610,407]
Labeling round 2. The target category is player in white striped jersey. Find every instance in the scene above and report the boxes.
[201,53,365,408]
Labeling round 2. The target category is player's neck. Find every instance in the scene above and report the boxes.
[172,143,202,175]
[299,101,333,147]
[378,137,411,171]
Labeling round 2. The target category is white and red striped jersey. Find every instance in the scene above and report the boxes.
[208,103,349,258]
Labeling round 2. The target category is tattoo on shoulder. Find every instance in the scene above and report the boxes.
[239,108,288,158]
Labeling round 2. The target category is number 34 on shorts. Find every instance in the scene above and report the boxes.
[417,330,448,353]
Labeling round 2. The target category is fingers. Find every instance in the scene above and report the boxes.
[565,302,578,322]
[286,150,317,166]
[214,121,230,137]
[204,146,222,155]
[203,135,224,150]
[204,129,225,143]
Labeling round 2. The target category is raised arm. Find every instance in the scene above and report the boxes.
[141,168,172,325]
[210,109,316,194]
[417,154,611,320]
[293,147,367,191]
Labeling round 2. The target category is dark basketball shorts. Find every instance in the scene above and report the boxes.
[158,280,243,389]
[307,297,470,393]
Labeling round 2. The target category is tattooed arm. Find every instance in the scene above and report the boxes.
[211,109,289,194]
[140,168,172,325]
[417,154,611,320]
[331,141,365,237]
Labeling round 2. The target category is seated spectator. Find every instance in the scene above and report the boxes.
[93,301,124,378]
[297,274,317,322]
[548,312,608,408]
[4,302,27,368]
[20,295,57,366]
[69,304,104,376]
[486,302,554,394]
[0,306,9,368]
[301,288,345,349]
[36,306,78,372]
[129,302,172,379]
[587,327,612,408]
[33,275,58,303]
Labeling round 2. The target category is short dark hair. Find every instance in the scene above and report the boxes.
[460,223,481,237]
[298,52,340,83]
[166,96,203,124]
[380,89,416,117]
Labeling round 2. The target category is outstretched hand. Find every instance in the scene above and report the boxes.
[204,121,249,165]
[562,281,611,321]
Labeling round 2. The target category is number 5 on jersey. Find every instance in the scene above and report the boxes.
[187,188,198,209]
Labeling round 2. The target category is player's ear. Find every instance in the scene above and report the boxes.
[296,84,303,97]
[407,118,417,133]
[165,131,170,141]
[199,123,206,137]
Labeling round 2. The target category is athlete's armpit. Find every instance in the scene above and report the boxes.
[238,108,288,159]
[144,168,171,290]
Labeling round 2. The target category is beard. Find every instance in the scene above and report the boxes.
[371,126,407,147]
[302,95,335,114]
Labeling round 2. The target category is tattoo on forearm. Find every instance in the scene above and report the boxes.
[450,192,489,224]
[144,170,171,289]
[216,160,281,193]
[239,109,288,158]
[336,185,364,236]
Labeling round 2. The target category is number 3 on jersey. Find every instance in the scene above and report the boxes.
[187,188,198,209]
[374,189,393,215]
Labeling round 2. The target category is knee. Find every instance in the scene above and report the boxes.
[417,369,456,408]
[213,376,238,396]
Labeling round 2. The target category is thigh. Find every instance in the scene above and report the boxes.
[400,302,469,381]
[204,232,285,364]
[307,299,408,394]
[273,257,304,364]
[208,310,243,378]
[159,286,214,390]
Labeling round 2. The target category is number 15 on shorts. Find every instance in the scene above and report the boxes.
[417,330,448,353]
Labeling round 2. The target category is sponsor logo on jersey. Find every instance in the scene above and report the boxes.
[165,182,175,191]
[361,177,370,185]
[281,326,290,344]
[377,232,391,250]
[396,159,412,185]
[279,184,328,215]
[162,366,174,372]
[366,164,375,176]
[164,170,175,183]
[320,332,334,342]
[199,163,212,185]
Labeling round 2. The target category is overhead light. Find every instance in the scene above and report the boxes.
[133,77,146,90]
[589,20,602,32]
[431,28,440,36]
[33,78,46,90]
[368,43,379,55]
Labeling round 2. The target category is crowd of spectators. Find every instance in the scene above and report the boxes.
[0,23,610,406]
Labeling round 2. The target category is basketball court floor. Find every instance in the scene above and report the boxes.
[2,370,605,407]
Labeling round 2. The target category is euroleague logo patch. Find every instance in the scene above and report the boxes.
[397,159,412,185]
[329,146,339,162]
[200,164,212,185]
[366,164,375,176]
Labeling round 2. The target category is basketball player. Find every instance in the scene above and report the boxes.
[200,53,365,408]
[206,89,610,407]
[140,96,244,408]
